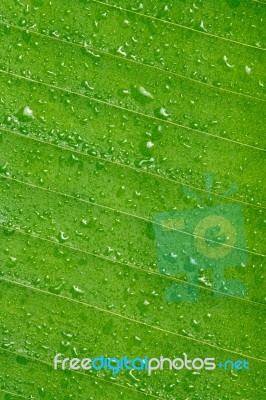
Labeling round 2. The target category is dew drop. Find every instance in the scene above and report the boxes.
[23,106,34,117]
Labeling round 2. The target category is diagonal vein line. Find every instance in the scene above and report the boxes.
[1,127,265,210]
[1,277,265,362]
[0,348,162,400]
[0,21,265,103]
[252,0,266,3]
[0,388,31,399]
[90,0,266,51]
[1,174,265,257]
[0,70,265,153]
[1,224,265,307]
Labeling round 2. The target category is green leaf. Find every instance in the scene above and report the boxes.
[0,0,265,399]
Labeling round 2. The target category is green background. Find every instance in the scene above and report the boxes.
[0,0,265,399]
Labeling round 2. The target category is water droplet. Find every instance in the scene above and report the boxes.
[139,86,153,99]
[223,56,234,68]
[23,106,34,117]
[58,231,69,242]
[117,46,127,56]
